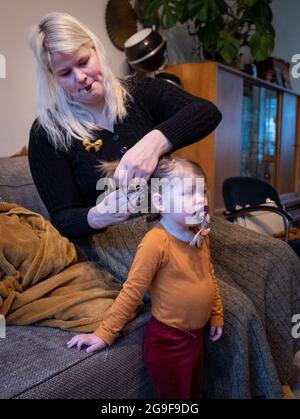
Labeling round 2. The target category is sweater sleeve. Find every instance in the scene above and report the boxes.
[203,237,224,327]
[131,76,222,151]
[28,120,98,238]
[95,228,168,344]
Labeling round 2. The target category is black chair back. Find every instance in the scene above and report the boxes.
[223,177,282,212]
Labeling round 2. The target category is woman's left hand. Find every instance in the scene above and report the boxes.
[113,130,171,187]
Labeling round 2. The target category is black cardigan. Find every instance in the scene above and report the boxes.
[29,76,222,239]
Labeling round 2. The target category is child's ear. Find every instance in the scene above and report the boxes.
[152,192,165,213]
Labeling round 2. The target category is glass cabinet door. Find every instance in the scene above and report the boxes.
[241,81,277,184]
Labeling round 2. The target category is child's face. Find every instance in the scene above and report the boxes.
[160,171,207,226]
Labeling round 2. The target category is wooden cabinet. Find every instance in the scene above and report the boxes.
[168,62,300,213]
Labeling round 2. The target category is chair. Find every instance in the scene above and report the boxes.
[222,176,300,257]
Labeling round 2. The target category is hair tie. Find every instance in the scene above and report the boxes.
[189,213,211,247]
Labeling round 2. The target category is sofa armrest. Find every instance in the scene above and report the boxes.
[210,216,300,382]
[0,156,49,219]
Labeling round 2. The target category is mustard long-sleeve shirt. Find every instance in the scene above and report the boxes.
[95,224,224,345]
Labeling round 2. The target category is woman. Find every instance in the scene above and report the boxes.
[28,12,222,240]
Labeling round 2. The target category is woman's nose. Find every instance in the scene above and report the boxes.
[74,68,87,83]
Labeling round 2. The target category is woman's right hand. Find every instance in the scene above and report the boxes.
[87,187,140,229]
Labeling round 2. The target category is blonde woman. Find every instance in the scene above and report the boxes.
[28,12,222,239]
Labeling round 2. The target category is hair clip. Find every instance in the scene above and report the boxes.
[82,138,103,152]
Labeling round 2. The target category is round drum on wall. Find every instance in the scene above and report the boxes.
[105,0,138,51]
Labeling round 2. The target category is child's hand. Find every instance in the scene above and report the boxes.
[209,325,223,342]
[67,333,107,353]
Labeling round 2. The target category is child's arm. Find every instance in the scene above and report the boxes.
[203,236,224,341]
[67,228,168,352]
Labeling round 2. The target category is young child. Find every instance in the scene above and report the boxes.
[67,156,224,399]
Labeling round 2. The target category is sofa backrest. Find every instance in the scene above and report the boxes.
[0,156,49,219]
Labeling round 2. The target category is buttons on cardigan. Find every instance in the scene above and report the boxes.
[120,146,128,154]
[113,134,119,141]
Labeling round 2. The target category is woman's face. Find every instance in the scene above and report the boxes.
[51,45,105,109]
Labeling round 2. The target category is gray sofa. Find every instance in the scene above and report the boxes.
[1,155,300,399]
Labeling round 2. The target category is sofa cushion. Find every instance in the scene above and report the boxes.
[2,308,153,399]
[0,156,49,219]
[90,215,157,283]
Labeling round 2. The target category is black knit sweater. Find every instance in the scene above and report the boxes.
[28,76,222,239]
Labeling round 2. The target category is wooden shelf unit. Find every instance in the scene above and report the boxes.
[168,62,300,213]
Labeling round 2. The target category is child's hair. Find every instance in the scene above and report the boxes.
[98,156,208,221]
[152,155,207,189]
[99,156,207,184]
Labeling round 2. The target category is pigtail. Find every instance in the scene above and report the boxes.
[97,160,120,177]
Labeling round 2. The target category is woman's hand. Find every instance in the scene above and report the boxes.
[87,187,141,229]
[209,325,223,342]
[113,130,171,186]
[67,333,107,353]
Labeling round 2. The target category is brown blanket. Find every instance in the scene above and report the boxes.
[0,203,121,332]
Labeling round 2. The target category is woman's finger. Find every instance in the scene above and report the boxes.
[113,161,128,188]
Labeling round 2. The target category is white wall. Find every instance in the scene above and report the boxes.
[0,0,126,157]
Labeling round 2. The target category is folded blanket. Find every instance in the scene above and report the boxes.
[0,203,121,331]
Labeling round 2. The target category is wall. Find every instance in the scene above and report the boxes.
[162,1,300,95]
[272,0,300,94]
[0,0,126,157]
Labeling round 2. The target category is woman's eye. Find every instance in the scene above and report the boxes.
[79,59,89,67]
[60,70,71,77]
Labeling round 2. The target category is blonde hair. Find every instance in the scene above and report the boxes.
[99,156,207,183]
[152,156,207,187]
[29,12,129,150]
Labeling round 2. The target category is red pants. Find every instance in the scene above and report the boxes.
[143,317,204,399]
